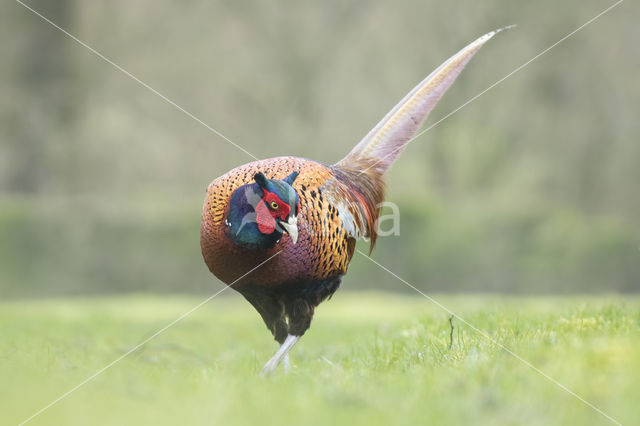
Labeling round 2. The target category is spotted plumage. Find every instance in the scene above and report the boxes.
[200,29,507,374]
[201,157,369,287]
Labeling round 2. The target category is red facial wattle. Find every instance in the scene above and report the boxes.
[255,189,290,235]
[254,201,276,234]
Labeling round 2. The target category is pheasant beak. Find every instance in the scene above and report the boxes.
[279,216,298,244]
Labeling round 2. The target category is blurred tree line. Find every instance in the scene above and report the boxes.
[1,0,638,297]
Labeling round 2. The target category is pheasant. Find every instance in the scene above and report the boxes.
[201,29,506,375]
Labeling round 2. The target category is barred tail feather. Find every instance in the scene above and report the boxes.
[337,26,513,174]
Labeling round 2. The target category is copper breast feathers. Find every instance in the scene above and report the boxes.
[200,156,358,287]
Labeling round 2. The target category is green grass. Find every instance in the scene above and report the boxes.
[1,293,638,425]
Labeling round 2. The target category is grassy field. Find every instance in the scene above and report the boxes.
[1,293,638,425]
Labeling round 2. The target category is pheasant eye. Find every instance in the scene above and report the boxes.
[269,201,279,210]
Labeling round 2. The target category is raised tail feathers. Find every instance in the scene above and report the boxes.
[336,26,513,175]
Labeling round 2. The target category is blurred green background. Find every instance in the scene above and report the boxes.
[1,0,638,297]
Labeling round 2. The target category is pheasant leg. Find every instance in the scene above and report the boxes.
[260,334,299,376]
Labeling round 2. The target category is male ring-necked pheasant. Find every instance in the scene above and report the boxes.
[201,29,506,374]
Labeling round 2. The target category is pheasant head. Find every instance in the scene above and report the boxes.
[225,171,300,249]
